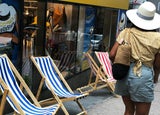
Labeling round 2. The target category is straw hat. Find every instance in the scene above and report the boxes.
[126,1,160,30]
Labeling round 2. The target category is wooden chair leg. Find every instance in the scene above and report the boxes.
[36,78,45,100]
[0,89,8,115]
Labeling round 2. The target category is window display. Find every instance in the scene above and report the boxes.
[45,2,117,76]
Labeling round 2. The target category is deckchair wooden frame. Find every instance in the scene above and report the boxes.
[0,54,69,115]
[0,78,25,115]
[77,52,115,95]
[30,55,88,115]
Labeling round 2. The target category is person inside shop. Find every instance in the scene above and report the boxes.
[109,1,160,115]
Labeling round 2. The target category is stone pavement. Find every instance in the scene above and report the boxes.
[5,79,160,115]
[87,81,160,115]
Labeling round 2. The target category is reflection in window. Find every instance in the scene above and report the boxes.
[45,2,117,77]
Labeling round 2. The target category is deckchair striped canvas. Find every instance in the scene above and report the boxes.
[57,51,76,72]
[31,56,88,115]
[76,52,116,96]
[0,54,62,115]
[95,51,116,82]
[34,56,84,97]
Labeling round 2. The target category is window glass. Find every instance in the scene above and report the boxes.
[45,2,117,76]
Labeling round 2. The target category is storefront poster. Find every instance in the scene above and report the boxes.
[83,7,96,52]
[0,0,20,67]
[116,9,127,38]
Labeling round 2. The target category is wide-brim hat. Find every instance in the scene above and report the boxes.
[126,1,160,30]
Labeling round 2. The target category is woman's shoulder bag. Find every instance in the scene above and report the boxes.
[112,29,131,80]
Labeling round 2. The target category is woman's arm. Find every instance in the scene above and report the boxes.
[153,53,160,83]
[109,28,127,62]
[109,42,119,63]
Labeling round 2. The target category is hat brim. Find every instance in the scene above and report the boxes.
[126,9,160,30]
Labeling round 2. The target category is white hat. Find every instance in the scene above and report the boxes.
[126,1,160,30]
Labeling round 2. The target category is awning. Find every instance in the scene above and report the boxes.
[59,0,129,10]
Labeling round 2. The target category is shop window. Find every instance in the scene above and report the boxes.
[45,2,118,77]
[23,0,38,87]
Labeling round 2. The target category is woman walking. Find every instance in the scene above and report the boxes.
[110,2,160,115]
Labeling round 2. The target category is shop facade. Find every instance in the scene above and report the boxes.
[0,0,128,102]
[17,0,131,95]
[23,0,128,76]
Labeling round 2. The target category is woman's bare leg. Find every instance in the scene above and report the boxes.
[135,102,151,115]
[122,96,135,115]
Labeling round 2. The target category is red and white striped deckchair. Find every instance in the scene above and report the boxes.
[77,52,116,96]
[95,51,116,82]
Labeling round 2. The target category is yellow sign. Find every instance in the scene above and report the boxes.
[60,0,129,9]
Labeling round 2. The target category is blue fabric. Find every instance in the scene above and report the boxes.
[115,63,154,102]
[0,56,58,115]
[35,57,82,97]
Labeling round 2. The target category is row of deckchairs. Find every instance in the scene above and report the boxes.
[0,54,88,115]
[0,50,116,115]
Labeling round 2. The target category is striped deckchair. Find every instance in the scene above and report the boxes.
[30,55,88,115]
[95,51,116,82]
[0,54,69,115]
[57,51,76,72]
[77,52,116,96]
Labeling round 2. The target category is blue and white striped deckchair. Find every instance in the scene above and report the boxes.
[0,54,69,115]
[30,55,88,115]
